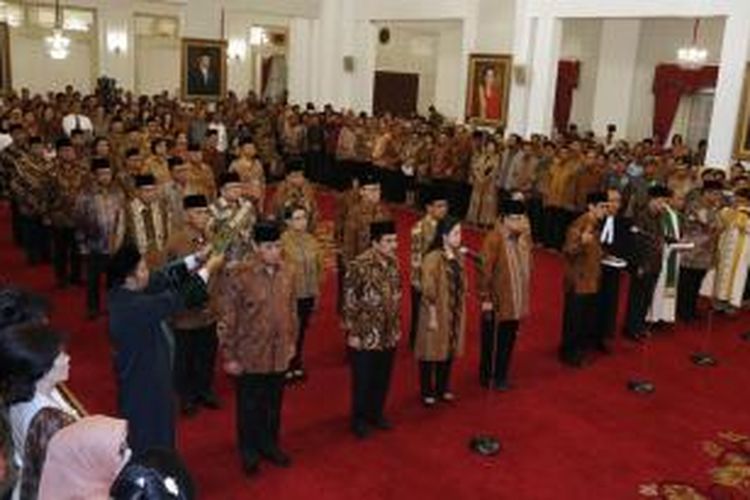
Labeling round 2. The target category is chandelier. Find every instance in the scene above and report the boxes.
[677,19,708,69]
[45,0,70,60]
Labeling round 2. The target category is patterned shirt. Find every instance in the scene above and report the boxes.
[410,216,437,288]
[48,160,88,227]
[344,248,402,351]
[74,184,126,254]
[209,196,256,262]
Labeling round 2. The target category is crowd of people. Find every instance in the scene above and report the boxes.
[0,82,748,498]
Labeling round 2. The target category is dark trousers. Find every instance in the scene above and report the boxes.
[677,267,707,322]
[596,266,622,344]
[52,226,82,287]
[290,297,315,370]
[480,315,519,386]
[10,200,22,246]
[306,150,325,183]
[409,286,421,350]
[528,196,545,244]
[174,323,218,405]
[560,292,598,362]
[419,359,453,398]
[86,252,110,315]
[624,272,660,338]
[235,373,285,464]
[547,207,574,250]
[20,215,50,265]
[350,349,395,426]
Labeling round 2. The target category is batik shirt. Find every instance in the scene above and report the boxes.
[344,248,402,351]
[74,184,126,254]
[48,161,88,228]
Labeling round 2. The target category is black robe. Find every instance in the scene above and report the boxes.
[107,267,185,454]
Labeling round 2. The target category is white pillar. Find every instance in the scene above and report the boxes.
[288,17,311,104]
[317,0,343,107]
[590,19,641,138]
[506,0,533,136]
[526,15,562,136]
[705,11,750,168]
[97,3,135,91]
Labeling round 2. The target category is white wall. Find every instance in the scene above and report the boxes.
[374,26,439,115]
[135,37,180,97]
[475,0,515,53]
[560,18,601,131]
[10,31,95,94]
[434,25,463,119]
[626,17,726,140]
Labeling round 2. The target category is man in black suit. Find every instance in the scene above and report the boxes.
[594,188,632,352]
[188,53,219,96]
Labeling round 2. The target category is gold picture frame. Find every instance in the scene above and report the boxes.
[735,64,750,160]
[0,22,12,96]
[465,53,512,127]
[181,37,227,101]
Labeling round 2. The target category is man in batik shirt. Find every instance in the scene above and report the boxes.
[74,157,126,318]
[344,220,401,439]
[209,172,256,263]
[48,137,87,288]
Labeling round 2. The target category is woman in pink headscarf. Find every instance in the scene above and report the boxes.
[37,415,130,500]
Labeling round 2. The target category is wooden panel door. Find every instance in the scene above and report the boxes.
[373,71,419,117]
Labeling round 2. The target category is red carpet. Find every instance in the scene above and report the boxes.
[2,195,750,499]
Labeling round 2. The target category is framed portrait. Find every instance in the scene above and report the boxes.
[735,64,750,160]
[465,54,512,127]
[0,23,11,96]
[181,38,227,101]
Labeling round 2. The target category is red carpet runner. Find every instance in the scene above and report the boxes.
[1,195,749,499]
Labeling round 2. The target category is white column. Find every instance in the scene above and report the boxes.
[705,11,750,168]
[288,17,311,104]
[97,3,135,91]
[308,19,322,105]
[456,0,480,123]
[317,0,342,107]
[526,15,562,136]
[349,20,377,113]
[590,19,641,138]
[506,0,533,136]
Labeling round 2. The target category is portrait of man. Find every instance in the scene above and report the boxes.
[181,38,227,101]
[465,54,512,126]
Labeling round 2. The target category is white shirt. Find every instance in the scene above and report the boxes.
[9,388,80,499]
[208,122,228,152]
[0,133,12,151]
[61,113,93,136]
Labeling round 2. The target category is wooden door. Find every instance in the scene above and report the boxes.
[373,71,419,117]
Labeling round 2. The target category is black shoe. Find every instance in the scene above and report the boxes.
[595,342,612,355]
[86,310,99,321]
[261,448,291,468]
[624,333,645,343]
[200,393,221,410]
[180,401,199,417]
[352,420,370,439]
[242,455,260,476]
[559,354,583,367]
[371,417,393,431]
[494,381,511,392]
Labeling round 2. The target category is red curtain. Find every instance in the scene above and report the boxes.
[652,64,718,144]
[553,60,580,134]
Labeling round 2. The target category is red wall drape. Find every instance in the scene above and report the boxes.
[553,60,580,134]
[652,64,718,144]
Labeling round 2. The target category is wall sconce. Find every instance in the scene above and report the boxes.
[107,30,128,55]
[227,38,247,61]
[249,26,268,47]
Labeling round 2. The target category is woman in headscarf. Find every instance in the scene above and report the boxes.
[38,415,131,500]
[414,217,467,407]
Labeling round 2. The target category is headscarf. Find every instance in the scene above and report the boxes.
[38,415,129,500]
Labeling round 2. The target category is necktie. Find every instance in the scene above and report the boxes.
[142,205,157,251]
[75,115,81,130]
